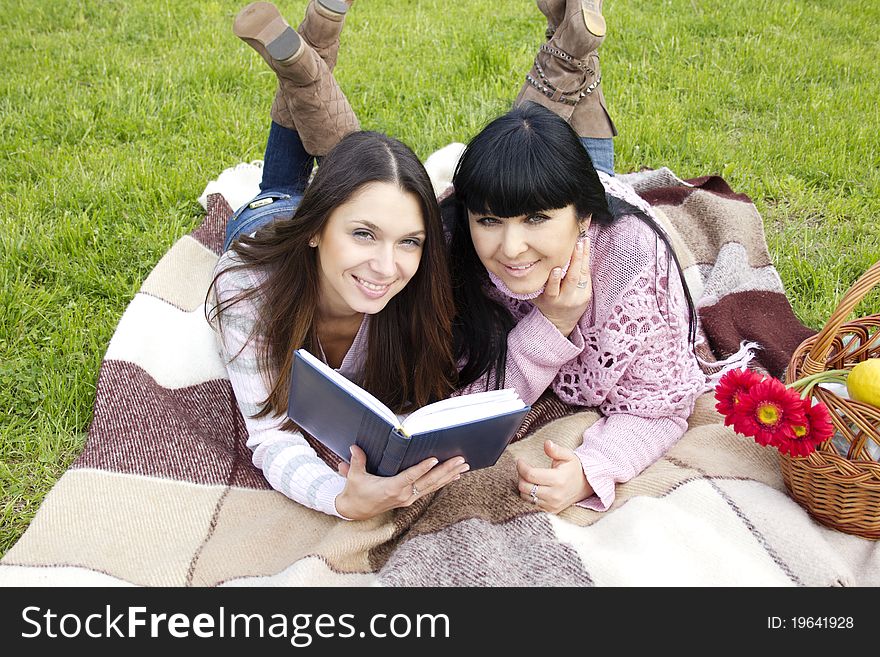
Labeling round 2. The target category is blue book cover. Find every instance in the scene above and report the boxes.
[287,349,531,476]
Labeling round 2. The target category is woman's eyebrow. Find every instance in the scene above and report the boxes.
[349,219,382,231]
[349,219,425,237]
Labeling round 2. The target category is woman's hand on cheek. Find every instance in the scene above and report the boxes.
[515,440,594,514]
[532,238,592,337]
[335,445,469,520]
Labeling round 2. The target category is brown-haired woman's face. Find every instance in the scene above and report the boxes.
[313,182,425,318]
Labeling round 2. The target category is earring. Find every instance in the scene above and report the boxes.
[309,239,317,247]
[578,215,592,239]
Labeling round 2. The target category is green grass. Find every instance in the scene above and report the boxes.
[1,0,878,556]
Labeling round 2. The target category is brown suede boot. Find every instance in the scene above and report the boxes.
[297,0,352,72]
[537,0,565,40]
[234,2,359,156]
[538,0,605,40]
[515,0,615,138]
[568,52,616,138]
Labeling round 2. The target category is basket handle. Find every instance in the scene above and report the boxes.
[801,260,880,375]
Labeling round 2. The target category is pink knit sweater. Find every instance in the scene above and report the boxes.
[473,174,707,510]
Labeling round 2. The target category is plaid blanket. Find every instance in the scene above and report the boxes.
[3,161,878,587]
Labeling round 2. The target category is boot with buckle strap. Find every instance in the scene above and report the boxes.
[568,50,616,139]
[234,2,359,156]
[297,0,352,72]
[516,0,616,138]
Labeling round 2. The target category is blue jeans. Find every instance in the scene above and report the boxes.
[223,122,314,251]
[581,137,614,176]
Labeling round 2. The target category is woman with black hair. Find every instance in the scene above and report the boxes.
[445,0,710,514]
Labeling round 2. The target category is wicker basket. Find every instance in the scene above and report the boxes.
[781,260,880,539]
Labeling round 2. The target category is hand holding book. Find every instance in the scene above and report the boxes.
[334,445,470,520]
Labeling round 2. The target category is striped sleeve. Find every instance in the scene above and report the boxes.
[212,254,348,518]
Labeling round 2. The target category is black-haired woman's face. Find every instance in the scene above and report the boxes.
[467,204,582,295]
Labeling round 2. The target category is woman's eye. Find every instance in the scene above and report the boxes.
[526,214,549,224]
[353,229,374,241]
[400,238,422,249]
[476,217,501,226]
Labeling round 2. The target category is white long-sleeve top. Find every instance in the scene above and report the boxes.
[210,252,370,518]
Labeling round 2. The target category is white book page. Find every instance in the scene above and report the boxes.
[401,389,525,435]
[296,349,399,428]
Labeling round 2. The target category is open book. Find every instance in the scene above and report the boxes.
[287,349,531,476]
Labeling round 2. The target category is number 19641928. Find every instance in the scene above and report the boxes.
[768,617,854,630]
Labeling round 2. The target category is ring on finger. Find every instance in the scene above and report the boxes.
[411,483,420,497]
[576,279,589,289]
[529,483,538,505]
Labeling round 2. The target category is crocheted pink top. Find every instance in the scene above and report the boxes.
[464,174,707,510]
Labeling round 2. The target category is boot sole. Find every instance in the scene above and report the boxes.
[581,0,606,37]
[314,0,349,20]
[234,2,305,62]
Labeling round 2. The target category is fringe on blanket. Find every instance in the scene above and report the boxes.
[697,339,761,385]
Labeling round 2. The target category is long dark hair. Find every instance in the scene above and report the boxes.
[443,102,696,389]
[209,131,456,418]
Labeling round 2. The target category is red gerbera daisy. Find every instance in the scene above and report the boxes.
[732,377,807,448]
[776,399,836,457]
[714,368,764,426]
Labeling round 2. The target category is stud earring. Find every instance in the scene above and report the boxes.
[309,239,317,247]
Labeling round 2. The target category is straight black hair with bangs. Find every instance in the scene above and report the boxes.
[453,102,612,224]
[443,102,696,391]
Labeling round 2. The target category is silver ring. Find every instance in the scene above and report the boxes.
[576,280,589,289]
[529,483,538,504]
[411,483,420,497]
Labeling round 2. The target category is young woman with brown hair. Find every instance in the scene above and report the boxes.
[208,1,469,521]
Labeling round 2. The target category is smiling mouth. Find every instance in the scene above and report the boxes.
[353,275,395,296]
[501,261,538,276]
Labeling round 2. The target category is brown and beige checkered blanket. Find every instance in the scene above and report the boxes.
[3,161,879,586]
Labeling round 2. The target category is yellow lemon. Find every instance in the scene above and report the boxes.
[847,359,880,408]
